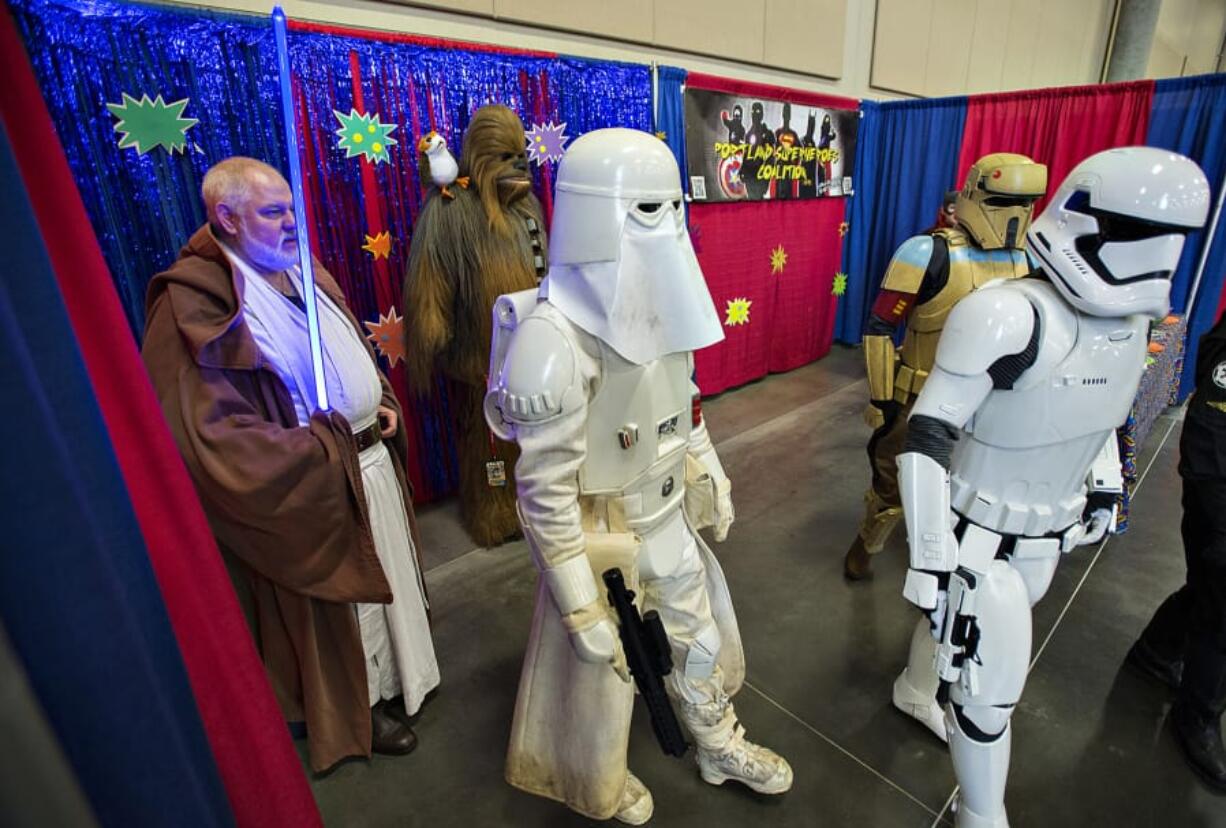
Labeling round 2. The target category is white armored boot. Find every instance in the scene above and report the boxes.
[893,617,948,742]
[674,672,793,794]
[614,771,653,825]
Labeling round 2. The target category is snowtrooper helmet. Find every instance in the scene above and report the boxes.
[548,127,684,266]
[543,128,723,365]
[1026,147,1210,319]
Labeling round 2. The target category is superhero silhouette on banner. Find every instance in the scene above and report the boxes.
[684,88,858,203]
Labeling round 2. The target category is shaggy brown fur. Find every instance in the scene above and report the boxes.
[403,105,546,548]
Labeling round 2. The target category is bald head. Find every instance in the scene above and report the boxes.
[202,157,299,275]
[202,156,287,224]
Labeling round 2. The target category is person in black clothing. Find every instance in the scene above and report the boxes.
[1128,308,1226,792]
[742,102,775,200]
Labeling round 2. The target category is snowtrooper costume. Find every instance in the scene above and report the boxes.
[894,147,1210,827]
[485,128,792,824]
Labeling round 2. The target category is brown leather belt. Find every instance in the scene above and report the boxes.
[354,421,383,452]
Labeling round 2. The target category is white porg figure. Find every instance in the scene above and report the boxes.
[417,130,466,199]
[894,147,1209,828]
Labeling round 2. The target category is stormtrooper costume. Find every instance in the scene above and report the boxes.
[894,147,1210,827]
[485,128,792,824]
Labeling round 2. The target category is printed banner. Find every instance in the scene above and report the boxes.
[684,88,858,202]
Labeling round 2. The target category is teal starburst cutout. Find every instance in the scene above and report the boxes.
[106,93,198,155]
[832,272,848,297]
[333,108,397,164]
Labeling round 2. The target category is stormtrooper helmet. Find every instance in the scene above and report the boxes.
[544,128,723,365]
[955,153,1048,250]
[1026,147,1210,319]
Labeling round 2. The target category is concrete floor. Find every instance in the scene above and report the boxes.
[302,345,1226,827]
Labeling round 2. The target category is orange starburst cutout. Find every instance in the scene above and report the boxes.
[837,221,849,238]
[364,307,406,367]
[363,231,392,260]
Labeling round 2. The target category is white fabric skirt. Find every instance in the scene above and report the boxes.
[355,441,440,712]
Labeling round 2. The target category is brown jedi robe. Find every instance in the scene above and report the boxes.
[142,225,426,772]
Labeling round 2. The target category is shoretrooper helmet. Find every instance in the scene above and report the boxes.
[955,153,1048,250]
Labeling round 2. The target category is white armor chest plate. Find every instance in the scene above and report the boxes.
[951,280,1148,536]
[580,346,691,530]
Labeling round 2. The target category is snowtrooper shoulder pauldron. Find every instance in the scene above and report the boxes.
[497,315,582,425]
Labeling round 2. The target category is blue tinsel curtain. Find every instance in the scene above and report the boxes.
[9,0,285,338]
[654,64,687,176]
[286,28,651,325]
[1145,73,1226,398]
[284,29,651,498]
[835,97,968,343]
[11,0,652,501]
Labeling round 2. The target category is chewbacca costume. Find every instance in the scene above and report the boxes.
[403,105,547,547]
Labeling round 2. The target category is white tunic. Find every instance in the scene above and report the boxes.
[224,245,440,711]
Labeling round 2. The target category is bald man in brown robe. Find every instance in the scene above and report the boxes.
[142,157,434,771]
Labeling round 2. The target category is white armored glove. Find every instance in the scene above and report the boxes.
[713,479,734,542]
[688,419,735,542]
[1072,500,1118,548]
[1077,508,1114,547]
[543,554,630,682]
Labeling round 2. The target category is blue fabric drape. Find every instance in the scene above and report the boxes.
[835,97,968,343]
[8,0,285,339]
[0,125,234,828]
[655,64,687,176]
[1145,73,1226,398]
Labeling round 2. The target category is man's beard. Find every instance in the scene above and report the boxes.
[246,234,299,273]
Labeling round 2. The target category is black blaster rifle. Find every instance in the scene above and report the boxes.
[602,567,689,757]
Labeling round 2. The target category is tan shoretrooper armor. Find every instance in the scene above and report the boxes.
[844,153,1047,581]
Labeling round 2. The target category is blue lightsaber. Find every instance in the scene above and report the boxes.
[272,6,329,411]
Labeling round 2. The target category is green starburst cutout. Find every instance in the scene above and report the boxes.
[106,93,198,155]
[832,272,848,297]
[333,108,397,164]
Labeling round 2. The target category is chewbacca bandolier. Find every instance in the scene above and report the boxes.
[403,105,548,547]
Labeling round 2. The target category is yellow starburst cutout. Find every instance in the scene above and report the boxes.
[724,297,752,326]
[770,244,788,274]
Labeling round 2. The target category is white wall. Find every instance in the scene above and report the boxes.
[168,0,890,100]
[1146,0,1226,77]
[871,0,1117,96]
[168,0,1219,100]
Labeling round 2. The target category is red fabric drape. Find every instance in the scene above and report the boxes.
[956,80,1155,213]
[0,8,321,826]
[692,197,847,395]
[686,71,858,111]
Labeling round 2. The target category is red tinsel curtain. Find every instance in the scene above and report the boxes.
[956,80,1155,213]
